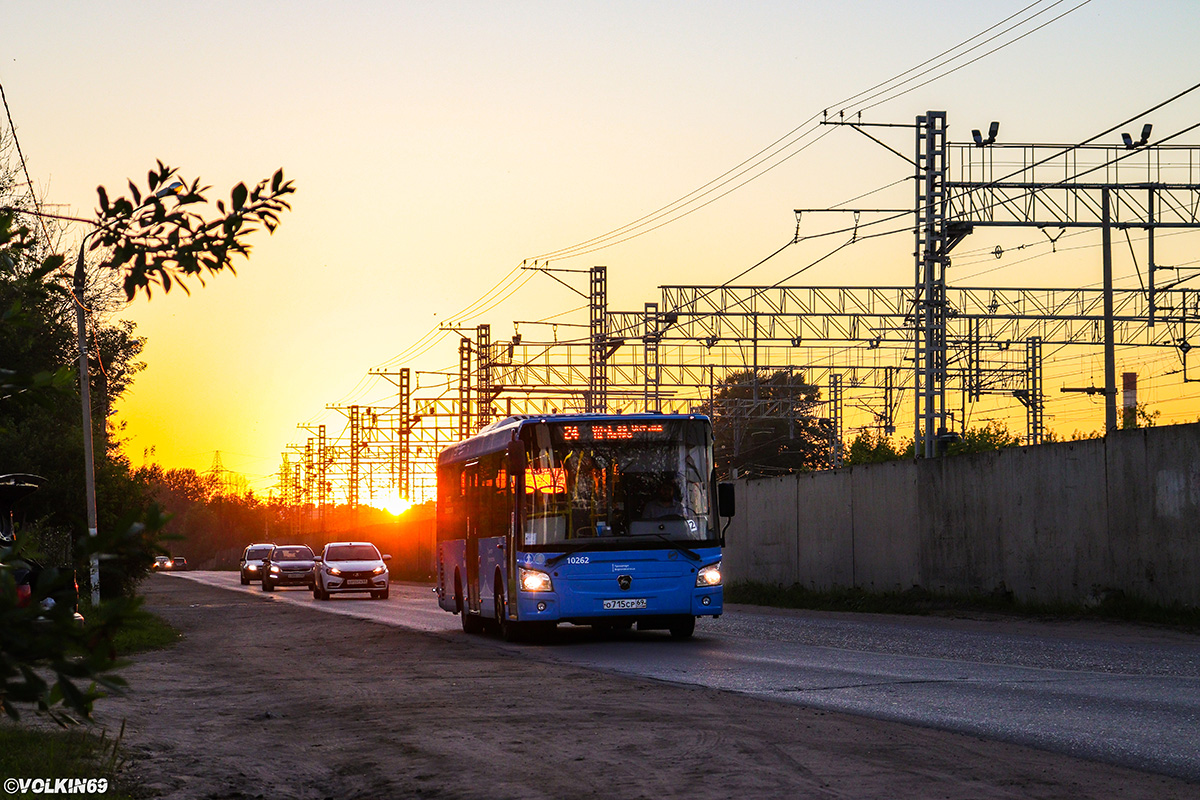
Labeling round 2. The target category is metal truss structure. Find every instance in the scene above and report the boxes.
[279,112,1200,511]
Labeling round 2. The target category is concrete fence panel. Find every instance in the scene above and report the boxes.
[850,460,919,592]
[725,421,1200,607]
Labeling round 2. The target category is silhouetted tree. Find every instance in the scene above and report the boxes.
[710,369,830,478]
[0,139,295,722]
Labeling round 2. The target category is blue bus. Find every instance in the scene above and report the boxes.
[435,413,733,640]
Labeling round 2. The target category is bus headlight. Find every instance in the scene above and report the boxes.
[696,562,722,587]
[519,568,553,592]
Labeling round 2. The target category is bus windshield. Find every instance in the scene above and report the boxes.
[521,419,713,547]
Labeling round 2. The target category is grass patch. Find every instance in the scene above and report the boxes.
[0,723,132,799]
[0,605,178,798]
[108,608,181,656]
[726,580,1200,632]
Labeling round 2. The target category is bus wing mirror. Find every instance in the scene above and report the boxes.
[718,482,736,518]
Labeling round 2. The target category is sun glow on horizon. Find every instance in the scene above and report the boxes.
[377,490,413,517]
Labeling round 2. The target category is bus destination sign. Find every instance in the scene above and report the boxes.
[560,423,667,441]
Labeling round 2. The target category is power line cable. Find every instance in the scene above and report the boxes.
[858,0,1094,113]
[531,0,1089,263]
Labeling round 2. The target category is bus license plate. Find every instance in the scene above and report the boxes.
[346,579,368,586]
[603,598,647,610]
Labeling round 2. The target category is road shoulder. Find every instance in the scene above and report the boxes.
[103,575,1197,799]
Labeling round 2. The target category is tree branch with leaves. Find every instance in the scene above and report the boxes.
[91,161,295,300]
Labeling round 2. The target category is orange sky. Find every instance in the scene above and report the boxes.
[6,1,1200,496]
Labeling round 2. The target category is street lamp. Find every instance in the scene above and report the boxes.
[73,229,102,605]
[72,180,181,605]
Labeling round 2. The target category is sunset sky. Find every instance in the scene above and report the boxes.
[6,1,1200,495]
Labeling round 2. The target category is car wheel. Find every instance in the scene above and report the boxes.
[373,587,389,601]
[262,579,275,592]
[240,573,249,585]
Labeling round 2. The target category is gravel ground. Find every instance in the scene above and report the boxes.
[99,576,1197,799]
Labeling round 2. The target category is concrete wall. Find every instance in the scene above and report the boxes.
[726,421,1200,607]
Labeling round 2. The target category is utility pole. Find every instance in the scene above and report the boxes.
[1102,186,1118,433]
[588,266,608,413]
[349,405,361,513]
[459,337,471,439]
[943,116,1200,438]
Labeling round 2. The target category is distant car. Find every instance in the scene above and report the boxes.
[167,556,188,571]
[239,543,276,585]
[313,541,391,601]
[152,555,170,571]
[262,544,316,592]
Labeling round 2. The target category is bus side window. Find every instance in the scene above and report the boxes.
[437,463,466,542]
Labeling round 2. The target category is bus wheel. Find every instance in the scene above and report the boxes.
[462,611,485,634]
[494,586,521,642]
[668,615,696,640]
[458,577,484,634]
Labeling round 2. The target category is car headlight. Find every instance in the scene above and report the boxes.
[326,567,342,576]
[519,568,553,592]
[247,564,259,571]
[696,562,722,587]
[269,565,281,574]
[371,565,386,575]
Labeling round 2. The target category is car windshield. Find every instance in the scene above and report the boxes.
[272,547,313,561]
[522,419,714,546]
[245,547,273,560]
[326,545,380,561]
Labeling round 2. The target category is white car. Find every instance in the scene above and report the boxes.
[313,541,391,601]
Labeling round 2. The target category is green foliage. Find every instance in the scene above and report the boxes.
[941,421,1023,456]
[0,146,293,728]
[0,207,150,587]
[92,161,295,300]
[0,723,131,799]
[843,430,906,465]
[108,608,180,656]
[1121,402,1161,430]
[133,464,276,567]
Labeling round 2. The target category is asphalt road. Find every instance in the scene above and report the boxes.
[171,570,1200,782]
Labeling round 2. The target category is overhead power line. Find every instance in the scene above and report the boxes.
[528,0,1095,264]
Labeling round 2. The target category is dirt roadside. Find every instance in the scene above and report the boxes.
[99,576,1196,800]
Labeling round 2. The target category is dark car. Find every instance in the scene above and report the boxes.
[313,541,391,601]
[1,473,84,625]
[262,544,316,592]
[167,556,188,571]
[239,543,275,584]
